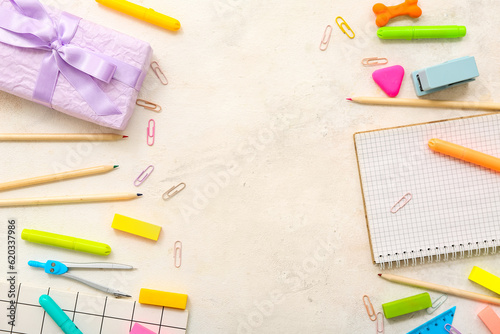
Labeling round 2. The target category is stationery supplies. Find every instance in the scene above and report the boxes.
[372,65,404,97]
[21,229,111,256]
[336,17,355,39]
[136,99,162,112]
[130,323,155,334]
[354,113,500,267]
[39,294,83,334]
[478,306,500,334]
[150,61,169,85]
[429,139,500,172]
[382,292,431,318]
[407,307,456,334]
[427,294,447,314]
[469,266,500,294]
[163,182,187,200]
[139,288,188,310]
[174,241,182,268]
[411,56,479,96]
[112,214,162,241]
[0,282,189,333]
[0,0,153,130]
[319,25,333,51]
[379,273,500,305]
[376,312,384,333]
[346,96,500,112]
[0,133,127,141]
[362,57,388,66]
[377,25,466,40]
[0,192,142,207]
[390,192,412,213]
[147,119,155,146]
[95,0,181,31]
[0,165,118,192]
[444,324,461,334]
[363,295,377,321]
[29,260,132,297]
[373,0,422,27]
[134,165,154,186]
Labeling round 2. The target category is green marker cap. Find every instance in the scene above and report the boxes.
[377,25,466,40]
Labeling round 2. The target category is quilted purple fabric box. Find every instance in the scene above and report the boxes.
[0,0,153,130]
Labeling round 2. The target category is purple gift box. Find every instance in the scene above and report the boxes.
[0,0,153,130]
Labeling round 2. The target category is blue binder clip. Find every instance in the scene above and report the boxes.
[411,56,479,96]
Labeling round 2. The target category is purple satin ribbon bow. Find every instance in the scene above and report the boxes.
[0,0,144,116]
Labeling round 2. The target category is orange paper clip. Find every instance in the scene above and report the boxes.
[362,57,388,66]
[147,119,155,146]
[162,182,186,200]
[136,99,162,112]
[174,241,182,268]
[390,192,412,213]
[151,61,168,85]
[134,165,154,186]
[363,295,377,321]
[336,16,355,39]
[319,25,332,51]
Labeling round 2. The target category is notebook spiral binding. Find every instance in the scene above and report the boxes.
[378,240,499,269]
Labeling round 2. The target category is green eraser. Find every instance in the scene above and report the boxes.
[382,292,432,318]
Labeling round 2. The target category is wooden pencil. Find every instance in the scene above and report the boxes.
[0,133,127,141]
[0,193,142,207]
[379,273,500,306]
[0,165,119,192]
[347,97,500,112]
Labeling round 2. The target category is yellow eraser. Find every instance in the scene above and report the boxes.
[469,266,500,295]
[139,288,188,310]
[111,214,161,241]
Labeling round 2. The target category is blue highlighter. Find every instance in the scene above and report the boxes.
[39,295,83,334]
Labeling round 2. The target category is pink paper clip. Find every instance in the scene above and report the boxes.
[363,295,377,321]
[376,312,384,333]
[390,192,412,213]
[147,119,155,146]
[174,241,182,268]
[444,324,461,334]
[319,25,332,51]
[134,165,154,186]
[151,61,168,85]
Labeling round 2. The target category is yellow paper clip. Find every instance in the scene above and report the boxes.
[390,192,412,213]
[134,165,154,186]
[336,16,355,39]
[376,312,384,333]
[319,25,332,51]
[151,61,168,85]
[174,241,182,268]
[363,295,377,321]
[362,57,388,66]
[147,119,155,146]
[136,99,162,112]
[162,182,186,200]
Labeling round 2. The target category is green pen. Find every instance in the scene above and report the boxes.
[21,229,111,255]
[39,295,83,334]
[377,25,466,40]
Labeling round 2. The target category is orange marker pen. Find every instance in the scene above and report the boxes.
[428,138,500,172]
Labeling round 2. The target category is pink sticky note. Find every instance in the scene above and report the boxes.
[372,65,405,97]
[130,323,156,334]
[478,306,500,334]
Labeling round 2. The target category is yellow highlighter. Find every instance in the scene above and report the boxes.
[95,0,181,31]
[428,138,500,172]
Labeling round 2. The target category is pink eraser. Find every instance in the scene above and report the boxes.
[478,306,500,334]
[372,65,405,97]
[130,323,156,334]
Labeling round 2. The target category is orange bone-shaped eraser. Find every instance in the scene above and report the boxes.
[373,0,422,27]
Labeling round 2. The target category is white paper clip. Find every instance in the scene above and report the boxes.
[319,25,332,51]
[162,182,186,200]
[134,165,154,186]
[444,324,461,334]
[390,192,412,213]
[362,57,388,66]
[376,312,384,333]
[427,294,447,314]
[174,241,182,268]
[147,119,155,146]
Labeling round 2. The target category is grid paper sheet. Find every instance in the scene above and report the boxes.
[0,283,188,334]
[354,114,500,265]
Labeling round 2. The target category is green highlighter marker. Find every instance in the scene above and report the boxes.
[39,295,83,334]
[377,25,466,40]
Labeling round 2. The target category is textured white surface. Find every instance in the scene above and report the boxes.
[1,0,500,333]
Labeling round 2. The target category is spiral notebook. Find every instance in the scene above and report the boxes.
[354,113,500,267]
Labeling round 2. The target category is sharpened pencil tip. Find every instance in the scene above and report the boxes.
[346,97,352,101]
[122,135,128,138]
[137,193,143,196]
[378,273,382,276]
[113,165,119,168]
